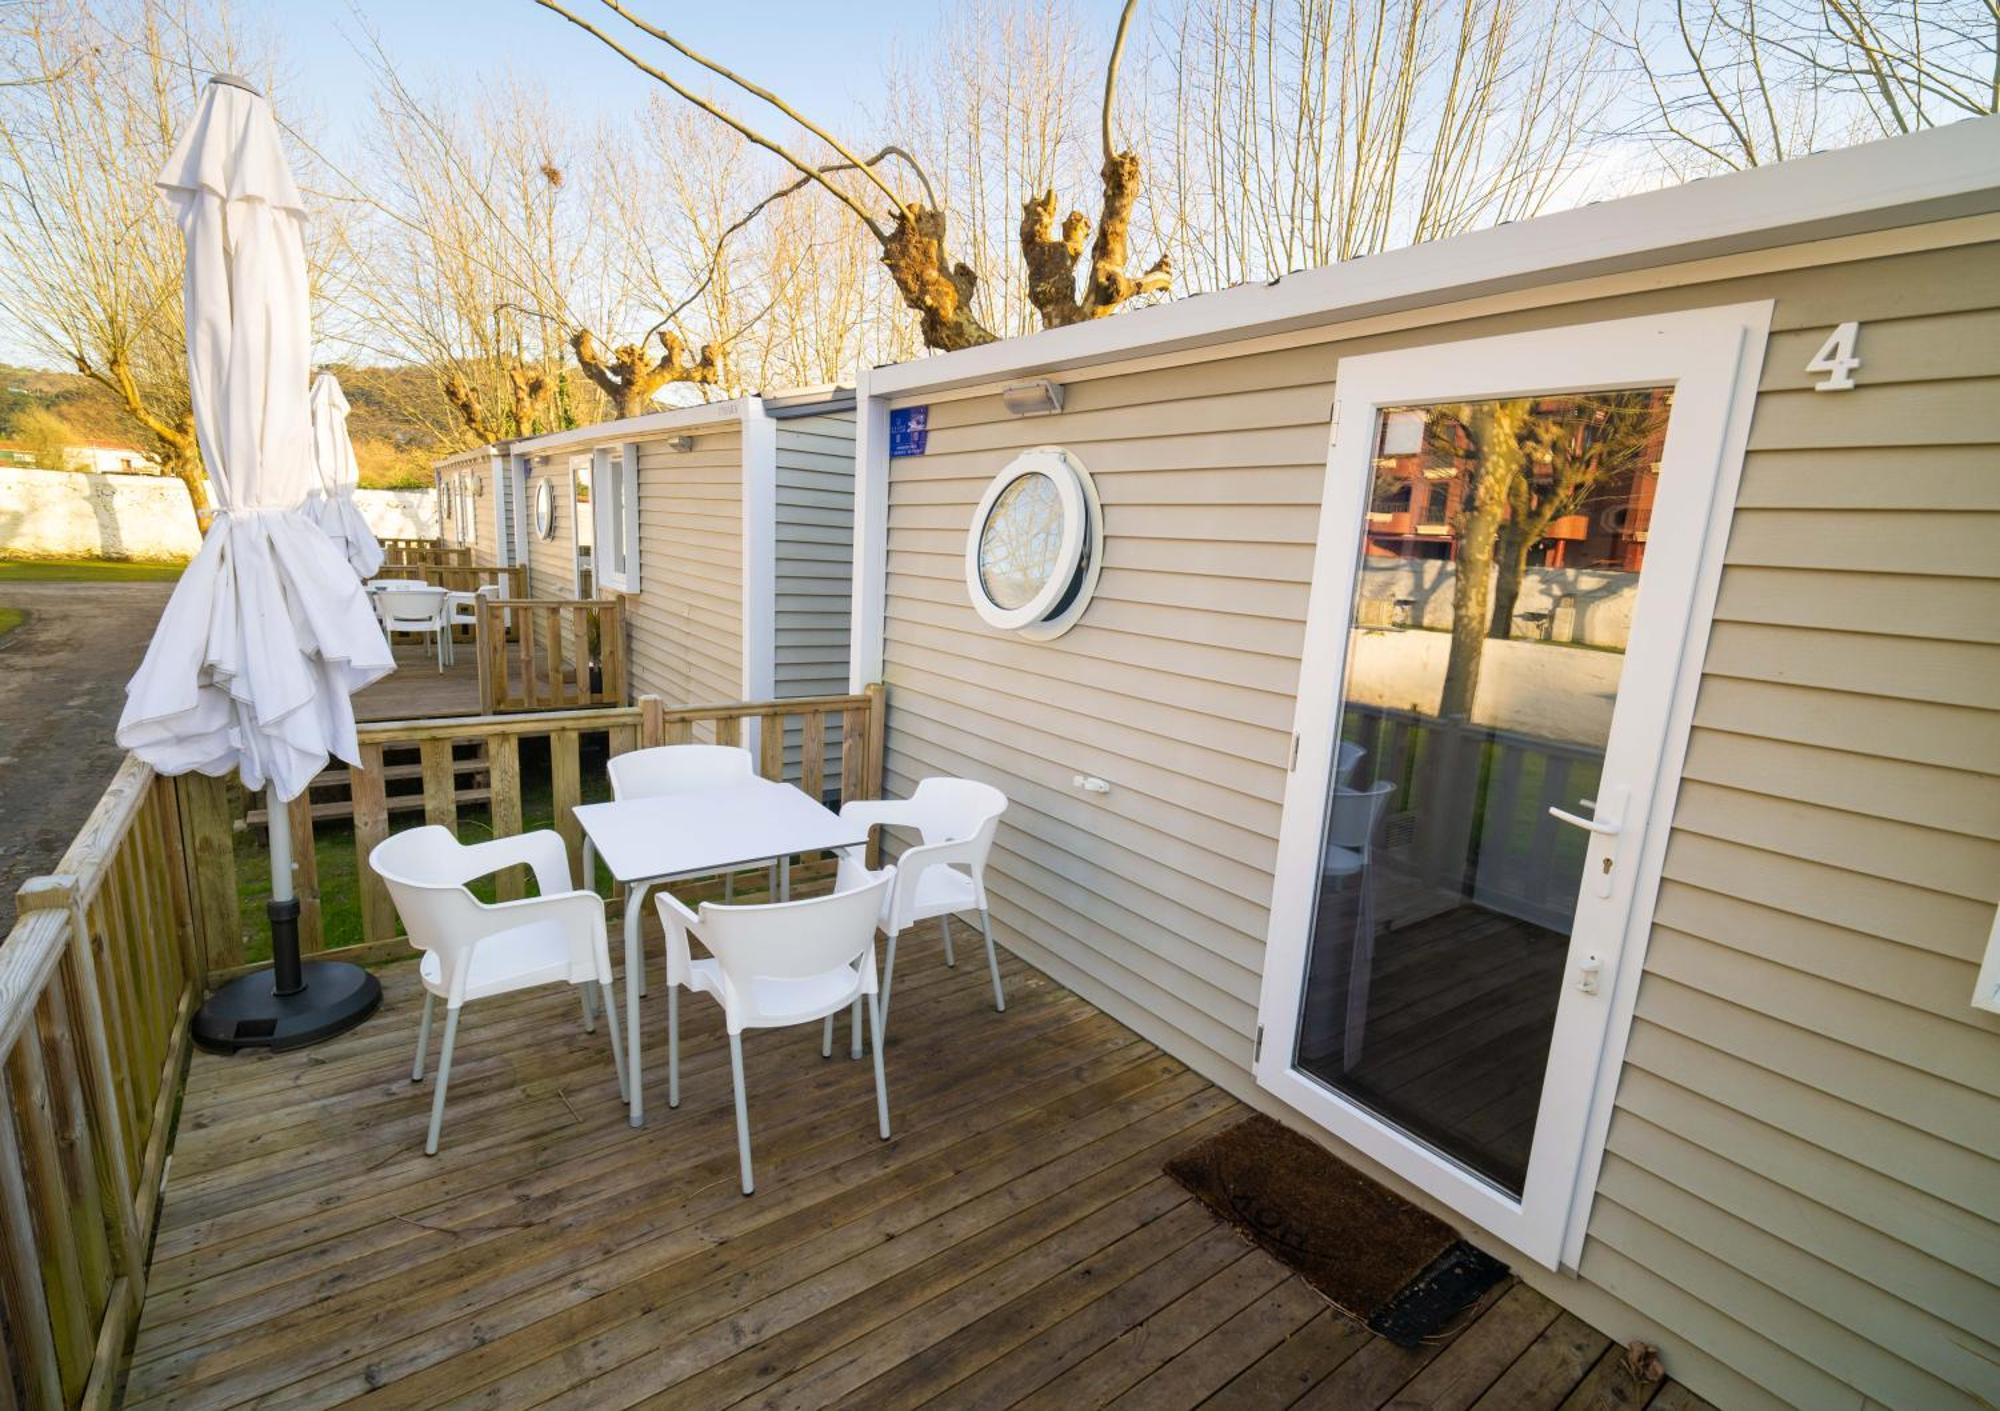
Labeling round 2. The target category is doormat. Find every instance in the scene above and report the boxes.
[1165,1114,1508,1344]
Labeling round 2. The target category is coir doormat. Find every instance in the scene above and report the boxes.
[1165,1114,1508,1344]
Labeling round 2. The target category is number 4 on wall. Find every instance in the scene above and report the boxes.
[1806,322,1862,392]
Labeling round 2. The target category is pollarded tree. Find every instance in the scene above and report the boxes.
[533,0,1173,353]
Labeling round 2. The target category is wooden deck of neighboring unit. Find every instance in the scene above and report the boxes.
[124,924,1717,1411]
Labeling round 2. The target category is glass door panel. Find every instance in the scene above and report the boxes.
[1295,387,1671,1197]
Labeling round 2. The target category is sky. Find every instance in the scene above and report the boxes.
[263,0,1128,146]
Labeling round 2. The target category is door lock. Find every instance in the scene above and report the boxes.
[1551,788,1627,899]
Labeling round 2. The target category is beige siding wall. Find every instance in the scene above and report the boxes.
[524,454,578,599]
[877,237,2000,1411]
[469,458,502,569]
[627,425,744,710]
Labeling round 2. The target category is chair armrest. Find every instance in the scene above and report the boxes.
[653,890,703,987]
[452,831,573,896]
[838,798,915,832]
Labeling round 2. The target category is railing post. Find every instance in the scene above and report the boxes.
[0,1062,64,1411]
[863,681,888,801]
[173,775,239,975]
[640,694,664,748]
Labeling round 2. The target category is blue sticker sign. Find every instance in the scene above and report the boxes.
[889,405,930,457]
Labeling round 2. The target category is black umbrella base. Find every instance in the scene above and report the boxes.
[192,961,382,1054]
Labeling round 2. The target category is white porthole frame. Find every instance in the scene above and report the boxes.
[963,447,1103,641]
[532,476,557,541]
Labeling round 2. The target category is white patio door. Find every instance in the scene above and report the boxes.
[1254,305,1770,1268]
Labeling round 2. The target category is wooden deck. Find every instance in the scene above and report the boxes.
[352,640,483,721]
[123,925,1716,1411]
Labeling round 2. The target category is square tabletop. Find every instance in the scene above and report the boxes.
[573,777,868,884]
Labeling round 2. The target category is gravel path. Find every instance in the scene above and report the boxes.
[0,580,175,933]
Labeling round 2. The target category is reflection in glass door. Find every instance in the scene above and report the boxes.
[1294,388,1671,1197]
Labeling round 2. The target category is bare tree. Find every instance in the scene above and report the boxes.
[0,0,222,522]
[533,0,1171,352]
[1144,0,1605,290]
[1607,0,1996,176]
[1488,392,1667,638]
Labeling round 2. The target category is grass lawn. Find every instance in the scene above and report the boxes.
[0,557,185,582]
[0,605,22,640]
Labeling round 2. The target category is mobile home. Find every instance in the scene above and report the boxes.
[493,389,858,715]
[850,119,2000,1411]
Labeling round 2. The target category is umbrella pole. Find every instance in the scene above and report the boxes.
[189,784,381,1053]
[266,789,304,995]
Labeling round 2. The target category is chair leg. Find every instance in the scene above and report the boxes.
[600,980,627,1103]
[728,1031,754,1195]
[868,992,891,1140]
[980,909,1007,1013]
[412,991,435,1082]
[579,984,596,1033]
[425,1005,462,1155]
[667,984,680,1109]
[849,997,863,1061]
[822,1014,834,1059]
[880,932,900,1034]
[940,914,956,968]
[724,871,735,903]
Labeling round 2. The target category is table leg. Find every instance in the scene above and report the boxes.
[780,855,791,903]
[624,881,650,1126]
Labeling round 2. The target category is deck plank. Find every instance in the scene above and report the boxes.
[127,917,1714,1411]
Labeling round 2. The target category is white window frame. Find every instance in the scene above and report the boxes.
[1253,303,1771,1271]
[592,441,641,594]
[963,446,1103,641]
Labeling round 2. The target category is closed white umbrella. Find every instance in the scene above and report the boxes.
[119,74,395,1051]
[307,371,385,579]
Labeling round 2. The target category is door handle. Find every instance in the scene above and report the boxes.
[1550,790,1626,899]
[1548,805,1620,835]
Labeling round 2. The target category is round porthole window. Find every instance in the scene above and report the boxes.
[532,477,557,540]
[965,447,1102,640]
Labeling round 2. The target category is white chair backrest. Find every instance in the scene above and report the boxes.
[608,744,755,800]
[902,777,1008,851]
[1326,781,1395,851]
[369,826,496,967]
[697,872,893,988]
[1335,740,1366,784]
[379,586,447,627]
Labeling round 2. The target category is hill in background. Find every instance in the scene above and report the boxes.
[0,363,457,488]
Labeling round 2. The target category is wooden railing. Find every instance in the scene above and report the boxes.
[0,686,886,1404]
[216,686,886,974]
[0,760,203,1411]
[375,561,525,598]
[381,541,467,567]
[475,597,625,713]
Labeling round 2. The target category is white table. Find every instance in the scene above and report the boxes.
[574,778,869,1125]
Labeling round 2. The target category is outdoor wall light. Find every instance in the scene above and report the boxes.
[666,434,696,452]
[965,446,1102,641]
[1001,379,1065,417]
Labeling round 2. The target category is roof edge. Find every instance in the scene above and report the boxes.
[867,116,2000,399]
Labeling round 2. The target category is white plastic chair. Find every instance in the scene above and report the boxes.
[1325,781,1395,1072]
[446,583,499,634]
[655,871,895,1195]
[370,826,625,1154]
[591,746,761,988]
[377,585,452,671]
[828,777,1008,1057]
[1335,740,1366,786]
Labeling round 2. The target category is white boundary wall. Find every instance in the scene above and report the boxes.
[0,466,200,562]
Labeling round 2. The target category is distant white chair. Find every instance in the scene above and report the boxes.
[655,871,895,1195]
[607,743,757,800]
[827,777,1008,1058]
[1325,780,1396,1072]
[370,826,625,1154]
[1335,740,1366,786]
[377,585,453,671]
[445,583,500,638]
